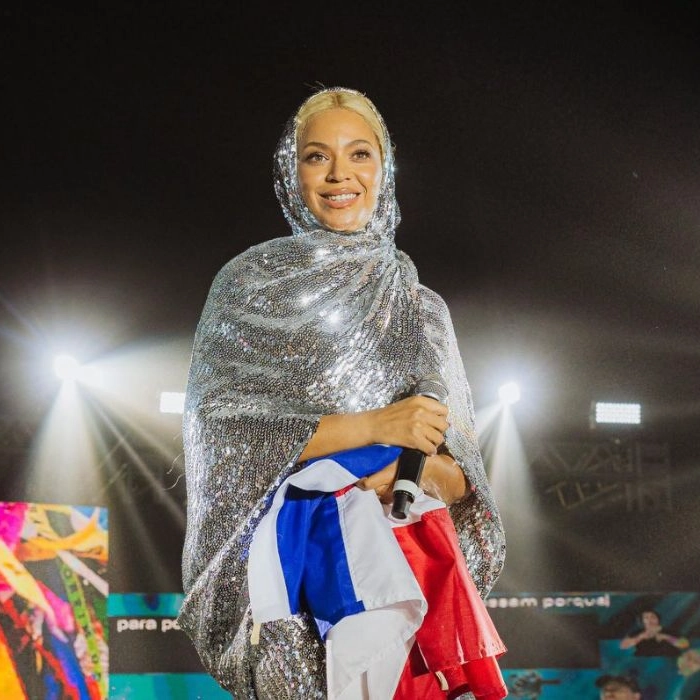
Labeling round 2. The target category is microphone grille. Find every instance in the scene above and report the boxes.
[415,373,448,403]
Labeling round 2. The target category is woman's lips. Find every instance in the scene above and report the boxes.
[320,192,360,209]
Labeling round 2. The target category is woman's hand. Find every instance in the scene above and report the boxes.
[356,453,468,506]
[299,395,449,462]
[355,459,398,504]
[366,396,449,455]
[420,453,469,505]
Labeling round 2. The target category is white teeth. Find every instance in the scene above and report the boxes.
[325,193,358,201]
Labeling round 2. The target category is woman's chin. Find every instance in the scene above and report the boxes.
[320,220,364,234]
[318,212,373,233]
[330,226,361,234]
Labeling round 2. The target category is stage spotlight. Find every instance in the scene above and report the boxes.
[498,382,521,406]
[53,354,81,381]
[594,401,641,425]
[160,391,185,415]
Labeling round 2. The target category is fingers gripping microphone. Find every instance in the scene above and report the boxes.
[391,374,449,520]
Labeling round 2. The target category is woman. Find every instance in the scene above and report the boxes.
[620,610,689,657]
[178,88,506,698]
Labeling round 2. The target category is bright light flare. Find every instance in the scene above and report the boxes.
[594,402,641,425]
[160,391,185,414]
[479,393,542,590]
[498,381,521,405]
[30,377,101,503]
[53,354,81,381]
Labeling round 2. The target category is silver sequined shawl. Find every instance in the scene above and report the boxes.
[178,89,505,698]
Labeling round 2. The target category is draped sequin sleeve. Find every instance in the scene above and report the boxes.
[178,254,323,688]
[417,284,506,596]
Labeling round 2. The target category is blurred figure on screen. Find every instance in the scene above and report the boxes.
[620,610,689,657]
[676,648,700,700]
[595,674,641,700]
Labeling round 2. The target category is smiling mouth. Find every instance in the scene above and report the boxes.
[321,193,359,202]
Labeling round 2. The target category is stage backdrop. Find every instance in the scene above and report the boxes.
[109,591,700,699]
[2,501,699,699]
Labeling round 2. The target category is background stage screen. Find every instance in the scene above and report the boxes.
[105,591,700,699]
[0,502,108,699]
[490,592,700,698]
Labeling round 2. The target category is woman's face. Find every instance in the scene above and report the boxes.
[297,108,382,232]
[642,611,661,630]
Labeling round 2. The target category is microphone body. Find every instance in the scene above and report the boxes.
[391,374,448,520]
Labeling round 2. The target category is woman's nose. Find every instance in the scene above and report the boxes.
[326,158,350,182]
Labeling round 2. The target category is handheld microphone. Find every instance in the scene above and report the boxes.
[391,373,448,520]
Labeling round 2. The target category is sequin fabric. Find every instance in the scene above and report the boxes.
[178,88,506,698]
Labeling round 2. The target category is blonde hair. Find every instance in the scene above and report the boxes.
[295,89,387,160]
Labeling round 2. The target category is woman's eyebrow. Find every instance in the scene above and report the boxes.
[300,139,375,149]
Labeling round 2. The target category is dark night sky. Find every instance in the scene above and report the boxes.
[2,3,700,455]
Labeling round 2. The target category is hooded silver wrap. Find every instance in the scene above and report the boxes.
[178,88,505,698]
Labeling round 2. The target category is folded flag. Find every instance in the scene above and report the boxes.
[248,445,506,699]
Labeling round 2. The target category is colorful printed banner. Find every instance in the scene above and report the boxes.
[0,502,108,699]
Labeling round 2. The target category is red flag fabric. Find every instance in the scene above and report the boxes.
[392,508,507,700]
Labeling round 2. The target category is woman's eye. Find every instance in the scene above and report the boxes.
[352,150,371,160]
[303,152,326,163]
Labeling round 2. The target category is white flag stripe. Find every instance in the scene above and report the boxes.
[327,487,426,698]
